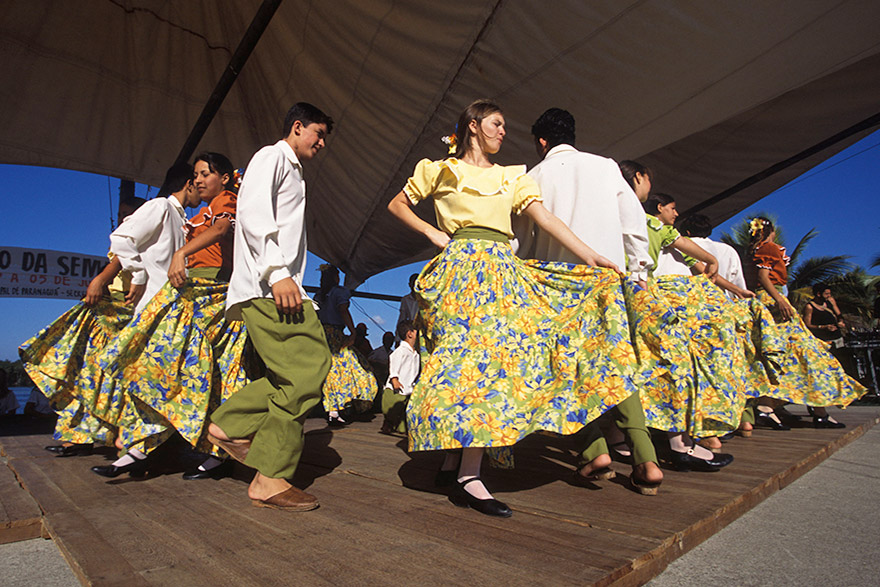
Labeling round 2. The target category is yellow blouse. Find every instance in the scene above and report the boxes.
[403,158,542,238]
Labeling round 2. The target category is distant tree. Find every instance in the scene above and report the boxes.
[0,359,34,387]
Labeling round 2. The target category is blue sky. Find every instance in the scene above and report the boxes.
[1,130,878,361]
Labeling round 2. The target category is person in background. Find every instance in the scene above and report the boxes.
[24,386,55,419]
[0,369,20,416]
[380,320,419,435]
[397,274,420,331]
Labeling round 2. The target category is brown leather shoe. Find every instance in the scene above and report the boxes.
[206,433,251,465]
[251,487,319,511]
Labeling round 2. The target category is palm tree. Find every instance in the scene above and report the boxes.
[718,215,852,306]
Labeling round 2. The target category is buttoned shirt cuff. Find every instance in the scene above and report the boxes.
[266,267,293,287]
[129,270,147,285]
[630,269,648,282]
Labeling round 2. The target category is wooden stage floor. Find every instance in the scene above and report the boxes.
[2,405,878,586]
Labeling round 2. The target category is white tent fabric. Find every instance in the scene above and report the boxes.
[1,0,879,284]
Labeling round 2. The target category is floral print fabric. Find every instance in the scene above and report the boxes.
[98,278,249,451]
[406,238,644,452]
[321,324,376,412]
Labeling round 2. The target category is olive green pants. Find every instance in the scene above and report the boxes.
[210,299,331,479]
[381,387,409,433]
[574,391,657,466]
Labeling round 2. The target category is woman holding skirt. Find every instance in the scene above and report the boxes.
[388,100,641,517]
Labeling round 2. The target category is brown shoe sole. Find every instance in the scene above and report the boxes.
[251,487,319,512]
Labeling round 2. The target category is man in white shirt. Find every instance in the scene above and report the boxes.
[110,162,198,313]
[208,102,334,512]
[520,108,662,495]
[678,214,747,299]
[380,321,419,435]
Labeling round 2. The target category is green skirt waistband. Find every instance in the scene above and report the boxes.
[451,227,509,243]
[188,267,230,281]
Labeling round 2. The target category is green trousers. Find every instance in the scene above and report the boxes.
[381,387,409,433]
[210,299,331,479]
[573,391,657,466]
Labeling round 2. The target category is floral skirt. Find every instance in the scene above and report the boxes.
[406,237,642,452]
[756,289,865,406]
[98,278,250,452]
[19,298,133,444]
[640,276,750,438]
[321,324,376,412]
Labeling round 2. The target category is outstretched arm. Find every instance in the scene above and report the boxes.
[673,236,718,279]
[522,201,619,270]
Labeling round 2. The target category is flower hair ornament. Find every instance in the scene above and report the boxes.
[749,218,766,237]
[441,133,457,155]
[232,168,244,191]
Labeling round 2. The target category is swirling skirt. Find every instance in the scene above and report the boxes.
[756,289,865,406]
[640,276,750,438]
[406,238,643,452]
[98,278,250,452]
[321,324,376,412]
[19,298,133,444]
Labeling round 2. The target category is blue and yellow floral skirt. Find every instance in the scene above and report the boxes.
[19,298,133,444]
[98,276,250,453]
[756,288,865,406]
[321,324,376,413]
[406,234,641,452]
[640,275,750,438]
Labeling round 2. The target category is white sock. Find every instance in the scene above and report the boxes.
[329,410,339,419]
[197,456,223,472]
[457,476,493,500]
[668,433,714,459]
[111,451,145,467]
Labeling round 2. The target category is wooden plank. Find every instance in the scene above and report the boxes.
[0,459,43,544]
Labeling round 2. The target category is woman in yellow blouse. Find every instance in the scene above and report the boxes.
[388,99,645,517]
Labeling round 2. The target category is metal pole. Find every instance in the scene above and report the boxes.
[159,0,283,195]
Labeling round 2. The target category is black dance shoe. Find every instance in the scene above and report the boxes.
[449,477,512,517]
[54,443,94,458]
[755,411,790,430]
[44,444,67,454]
[182,459,233,480]
[670,450,734,472]
[434,468,457,487]
[91,458,148,478]
[813,415,846,429]
[327,416,348,427]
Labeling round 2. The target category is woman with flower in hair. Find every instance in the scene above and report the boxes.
[388,99,644,517]
[748,216,864,429]
[95,152,252,479]
[316,264,376,425]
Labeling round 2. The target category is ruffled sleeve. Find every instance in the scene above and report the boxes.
[403,159,441,205]
[646,214,681,249]
[512,173,542,215]
[752,241,779,270]
[209,191,237,227]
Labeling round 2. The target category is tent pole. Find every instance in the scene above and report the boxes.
[160,0,283,194]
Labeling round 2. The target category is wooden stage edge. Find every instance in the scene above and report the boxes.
[1,406,878,587]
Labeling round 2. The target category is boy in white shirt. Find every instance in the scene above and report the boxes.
[380,321,419,435]
[207,103,334,512]
[110,162,199,313]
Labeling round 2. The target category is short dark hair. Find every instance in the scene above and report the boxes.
[643,192,675,215]
[396,320,416,339]
[161,162,194,194]
[282,102,334,137]
[531,108,575,150]
[678,214,713,238]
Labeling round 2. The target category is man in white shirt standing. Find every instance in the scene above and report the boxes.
[207,103,334,512]
[380,321,419,435]
[110,162,198,313]
[519,108,663,495]
[678,214,747,300]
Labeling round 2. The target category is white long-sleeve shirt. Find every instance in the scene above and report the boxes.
[518,145,650,280]
[690,237,746,298]
[385,340,419,396]
[226,140,312,320]
[109,196,186,313]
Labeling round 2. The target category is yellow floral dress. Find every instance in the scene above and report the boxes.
[402,158,648,452]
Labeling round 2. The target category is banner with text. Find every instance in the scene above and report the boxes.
[0,246,108,300]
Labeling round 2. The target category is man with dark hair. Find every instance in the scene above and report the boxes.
[208,102,334,512]
[517,107,662,495]
[380,320,419,435]
[679,214,748,300]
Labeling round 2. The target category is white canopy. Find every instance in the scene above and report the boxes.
[2,0,878,284]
